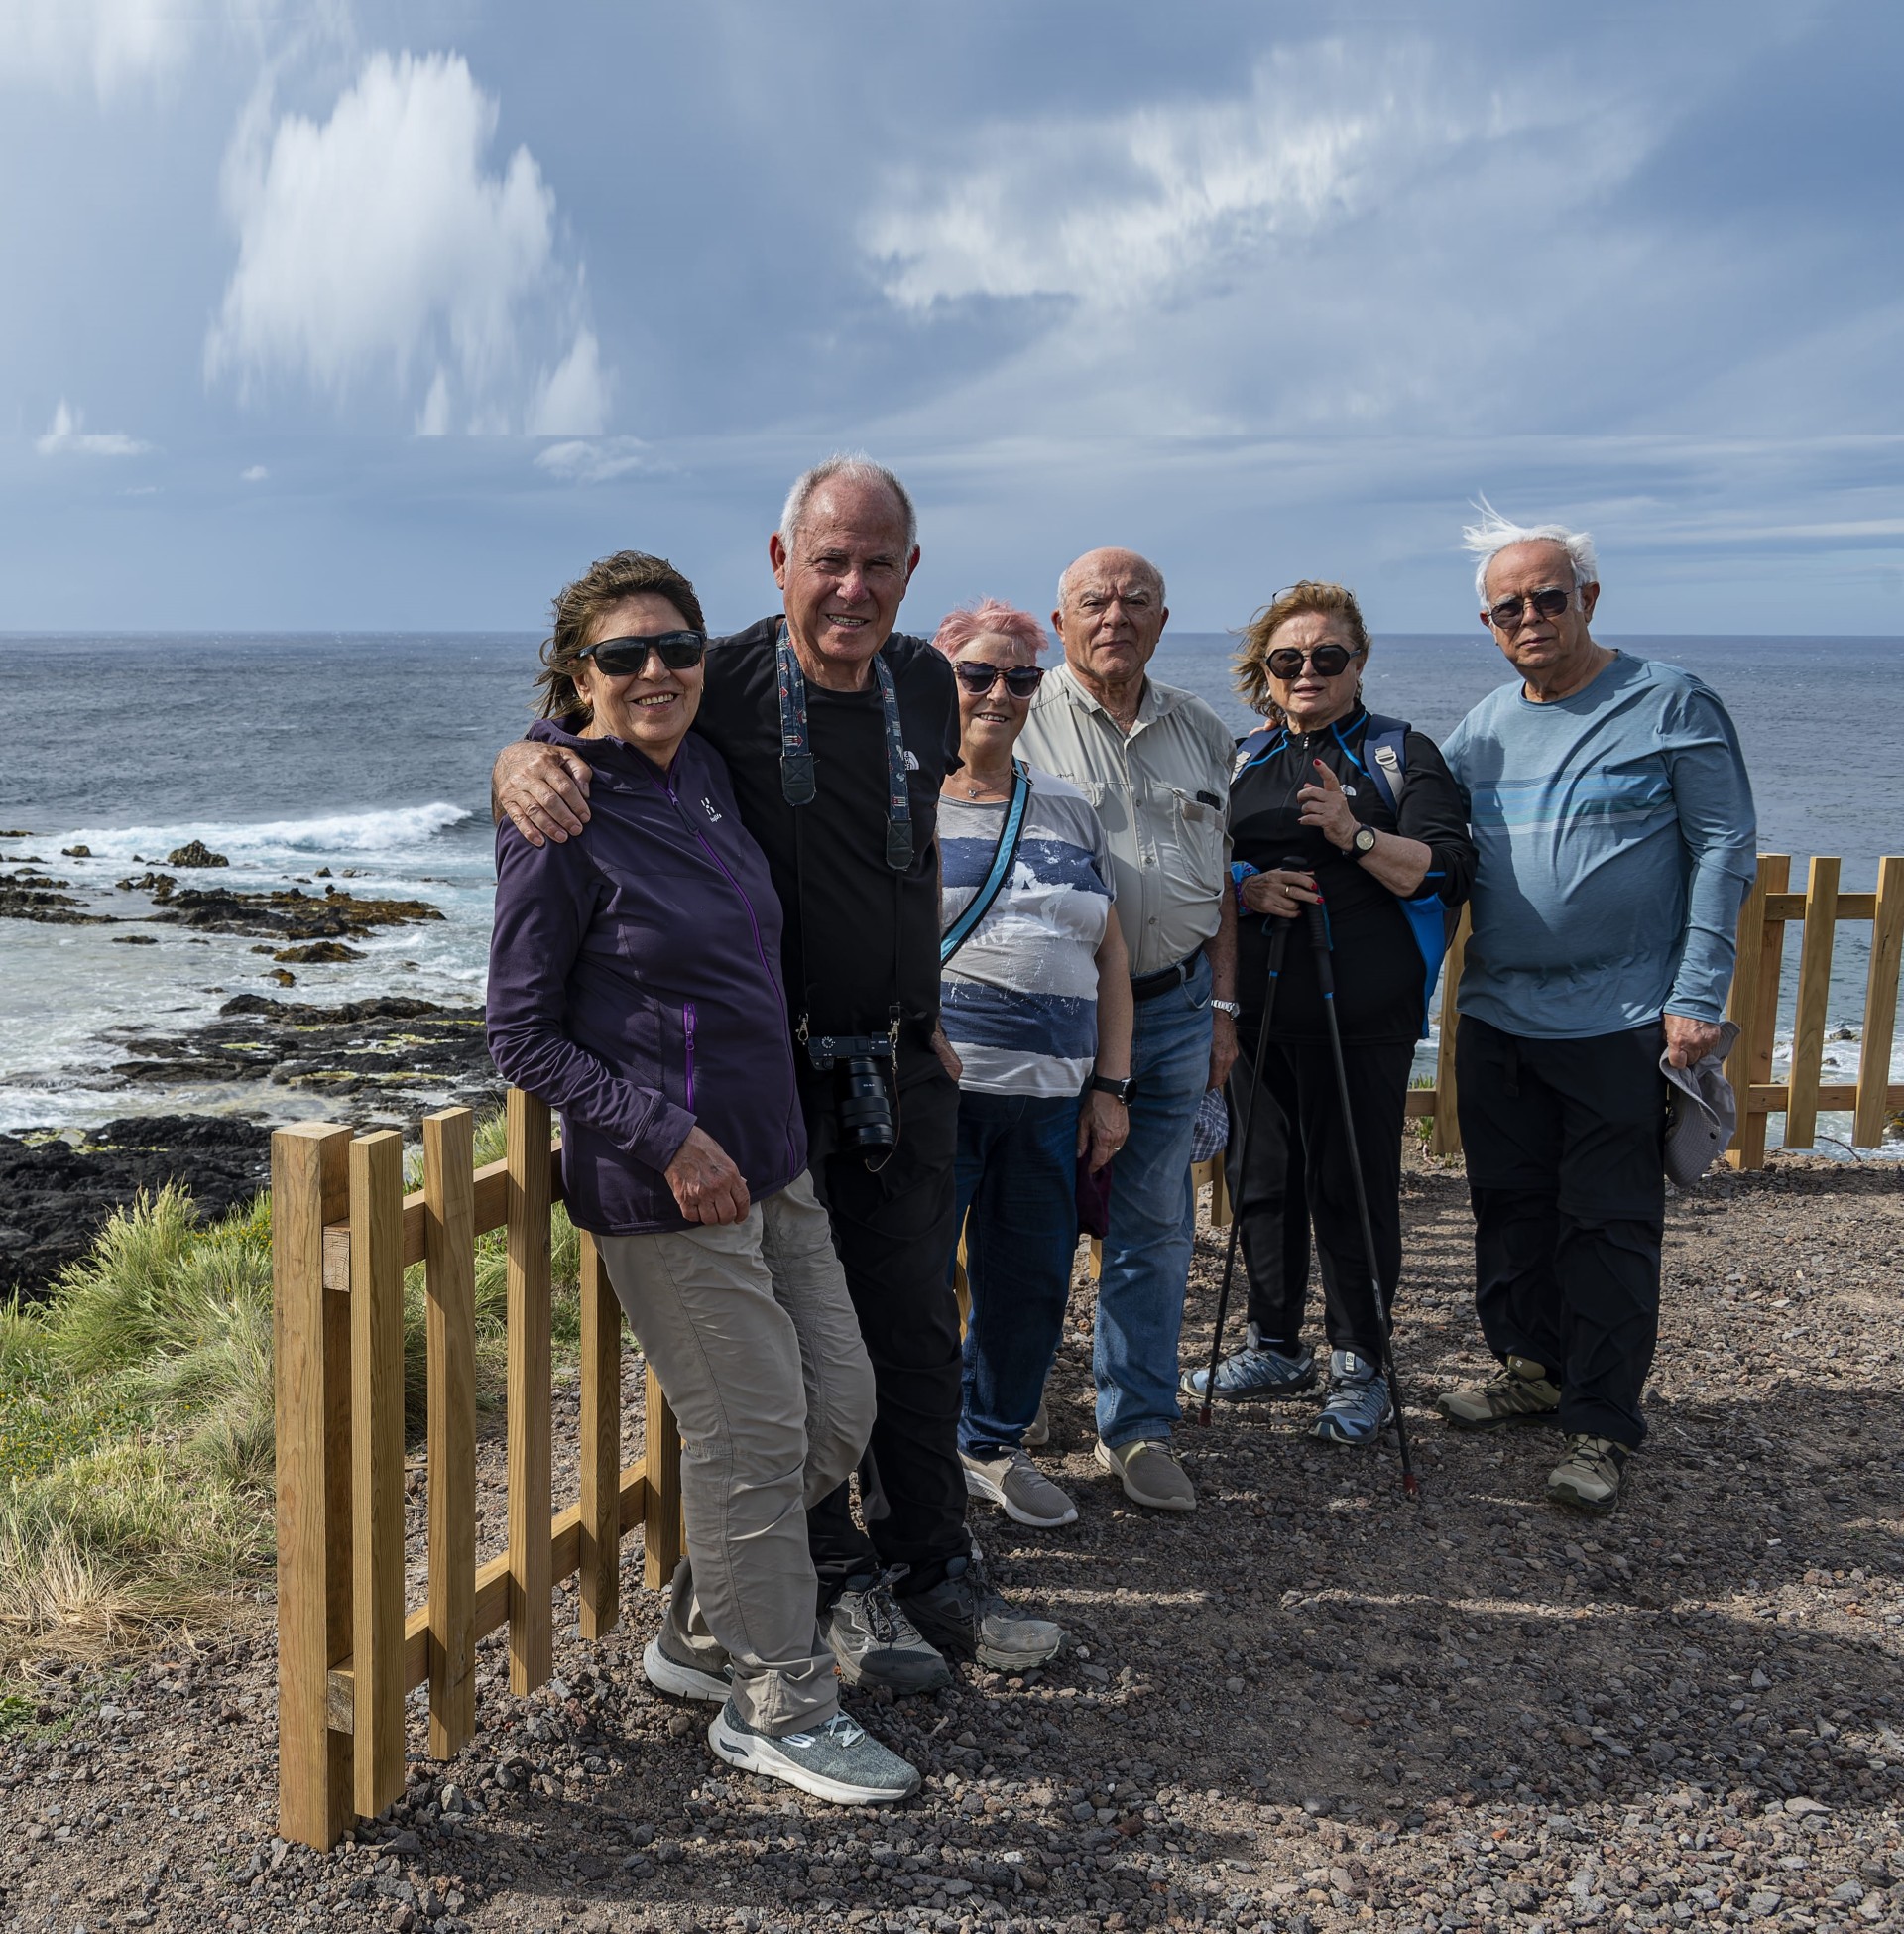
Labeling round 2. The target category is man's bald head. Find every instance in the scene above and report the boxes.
[1052,547,1170,705]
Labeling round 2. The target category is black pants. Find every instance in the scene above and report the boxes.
[1455,1016,1666,1448]
[1226,1030,1411,1363]
[802,1063,970,1598]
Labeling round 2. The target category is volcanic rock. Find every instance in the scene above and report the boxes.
[165,840,230,868]
[0,870,115,925]
[149,883,443,941]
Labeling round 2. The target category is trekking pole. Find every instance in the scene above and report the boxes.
[1299,894,1421,1499]
[1196,893,1294,1427]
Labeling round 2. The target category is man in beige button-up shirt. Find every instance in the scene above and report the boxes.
[1015,547,1239,1516]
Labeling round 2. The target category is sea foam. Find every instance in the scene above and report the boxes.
[52,801,474,861]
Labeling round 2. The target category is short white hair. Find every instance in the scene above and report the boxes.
[779,453,917,555]
[1055,551,1167,610]
[1462,495,1600,605]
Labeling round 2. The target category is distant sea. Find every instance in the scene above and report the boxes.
[3,630,1901,1154]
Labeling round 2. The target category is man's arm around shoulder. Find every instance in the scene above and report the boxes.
[494,738,594,848]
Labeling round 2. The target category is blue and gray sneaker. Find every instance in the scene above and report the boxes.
[1180,1327,1317,1403]
[1312,1349,1392,1444]
[708,1700,921,1805]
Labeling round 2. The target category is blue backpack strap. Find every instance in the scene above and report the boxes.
[1358,711,1410,815]
[1352,712,1452,1037]
[1231,723,1288,779]
[939,761,1032,966]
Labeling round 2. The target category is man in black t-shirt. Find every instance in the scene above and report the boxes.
[495,457,1067,1690]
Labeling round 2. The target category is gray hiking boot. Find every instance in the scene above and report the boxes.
[961,1446,1078,1528]
[1435,1355,1562,1430]
[903,1545,1069,1672]
[708,1700,920,1805]
[1312,1349,1392,1445]
[1180,1328,1317,1403]
[1545,1434,1632,1515]
[823,1573,952,1693]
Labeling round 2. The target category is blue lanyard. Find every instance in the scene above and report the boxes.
[776,621,914,871]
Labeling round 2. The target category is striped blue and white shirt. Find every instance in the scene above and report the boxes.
[939,770,1115,1097]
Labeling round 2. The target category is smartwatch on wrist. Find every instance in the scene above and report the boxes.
[1351,825,1377,857]
[1089,1073,1135,1105]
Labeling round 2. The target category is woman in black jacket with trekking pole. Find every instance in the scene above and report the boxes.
[1181,581,1476,1444]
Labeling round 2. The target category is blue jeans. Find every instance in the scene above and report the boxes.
[950,1088,1083,1458]
[1096,954,1214,1447]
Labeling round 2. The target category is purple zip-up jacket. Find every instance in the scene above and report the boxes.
[486,717,805,1236]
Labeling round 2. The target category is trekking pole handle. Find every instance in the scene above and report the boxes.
[1298,892,1335,996]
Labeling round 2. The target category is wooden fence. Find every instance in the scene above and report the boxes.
[272,1090,683,1852]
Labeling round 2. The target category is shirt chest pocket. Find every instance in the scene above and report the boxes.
[1153,784,1226,898]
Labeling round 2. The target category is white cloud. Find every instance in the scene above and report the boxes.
[0,0,192,98]
[35,400,154,456]
[205,50,611,434]
[534,435,652,485]
[241,464,270,482]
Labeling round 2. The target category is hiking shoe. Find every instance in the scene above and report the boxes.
[708,1700,920,1805]
[1545,1435,1632,1515]
[642,1632,731,1705]
[1180,1330,1317,1403]
[1312,1350,1393,1445]
[1094,1436,1197,1511]
[962,1447,1079,1528]
[1024,1397,1051,1448]
[902,1544,1068,1672]
[823,1573,952,1693]
[1435,1355,1562,1430]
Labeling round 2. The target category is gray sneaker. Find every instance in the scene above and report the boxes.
[903,1545,1069,1672]
[1023,1397,1051,1448]
[708,1700,920,1805]
[642,1632,731,1704]
[824,1573,952,1693]
[961,1447,1078,1528]
[1180,1328,1318,1402]
[1436,1355,1561,1430]
[1312,1349,1392,1444]
[1094,1435,1197,1511]
[1545,1434,1632,1514]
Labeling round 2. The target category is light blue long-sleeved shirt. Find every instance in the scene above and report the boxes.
[1440,652,1757,1040]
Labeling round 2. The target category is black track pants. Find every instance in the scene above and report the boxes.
[1455,1016,1666,1448]
[1226,1030,1411,1364]
[801,1065,971,1598]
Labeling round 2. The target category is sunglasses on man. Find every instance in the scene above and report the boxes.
[953,661,1045,698]
[1265,643,1360,680]
[1483,586,1571,633]
[578,631,708,675]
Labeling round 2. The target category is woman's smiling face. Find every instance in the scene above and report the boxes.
[953,630,1039,764]
[572,591,704,758]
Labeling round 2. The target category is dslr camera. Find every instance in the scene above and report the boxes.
[804,1032,897,1151]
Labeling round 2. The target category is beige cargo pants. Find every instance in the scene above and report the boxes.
[595,1169,874,1734]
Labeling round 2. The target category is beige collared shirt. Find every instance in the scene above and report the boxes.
[1016,662,1235,977]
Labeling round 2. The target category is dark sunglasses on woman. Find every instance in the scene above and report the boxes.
[580,630,708,674]
[1484,585,1571,633]
[1265,643,1358,679]
[953,661,1045,698]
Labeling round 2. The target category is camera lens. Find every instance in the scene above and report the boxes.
[838,1053,896,1149]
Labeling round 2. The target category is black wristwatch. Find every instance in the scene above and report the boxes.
[1351,825,1377,857]
[1089,1073,1135,1105]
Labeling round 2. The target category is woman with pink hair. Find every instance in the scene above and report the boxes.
[934,598,1133,1531]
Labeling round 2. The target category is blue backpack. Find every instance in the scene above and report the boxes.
[1233,710,1453,1037]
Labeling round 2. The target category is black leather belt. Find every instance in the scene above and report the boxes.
[1130,950,1203,1002]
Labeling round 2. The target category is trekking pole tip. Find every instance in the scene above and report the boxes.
[1402,1472,1421,1500]
[1198,1399,1213,1428]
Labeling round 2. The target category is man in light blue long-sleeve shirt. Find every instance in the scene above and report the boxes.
[1434,507,1756,1516]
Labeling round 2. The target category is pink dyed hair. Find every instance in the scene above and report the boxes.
[931,597,1050,661]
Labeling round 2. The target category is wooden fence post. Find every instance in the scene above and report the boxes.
[422,1108,476,1760]
[577,1232,621,1639]
[643,1362,684,1592]
[507,1089,553,1695]
[1783,857,1841,1150]
[1429,908,1470,1157]
[273,1123,353,1852]
[1726,854,1791,1169]
[1854,856,1904,1149]
[349,1130,407,1820]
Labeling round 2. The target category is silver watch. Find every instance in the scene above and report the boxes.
[1210,998,1242,1017]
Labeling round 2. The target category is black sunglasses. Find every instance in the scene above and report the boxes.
[1265,643,1359,679]
[579,630,708,675]
[953,661,1045,698]
[1484,585,1571,633]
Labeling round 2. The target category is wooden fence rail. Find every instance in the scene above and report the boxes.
[273,1089,683,1852]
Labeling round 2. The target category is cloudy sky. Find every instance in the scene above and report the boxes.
[2,0,1900,634]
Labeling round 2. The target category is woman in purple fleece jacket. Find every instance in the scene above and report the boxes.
[487,551,916,1807]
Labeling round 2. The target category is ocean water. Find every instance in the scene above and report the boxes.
[2,630,1900,1152]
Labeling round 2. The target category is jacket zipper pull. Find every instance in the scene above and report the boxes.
[683,1002,697,1109]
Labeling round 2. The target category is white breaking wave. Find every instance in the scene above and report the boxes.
[53,801,474,861]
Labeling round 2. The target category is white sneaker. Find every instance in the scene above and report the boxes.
[961,1447,1079,1528]
[708,1700,920,1805]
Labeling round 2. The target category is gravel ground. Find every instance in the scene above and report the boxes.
[4,1148,1900,1934]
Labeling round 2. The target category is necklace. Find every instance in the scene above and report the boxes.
[959,766,1013,801]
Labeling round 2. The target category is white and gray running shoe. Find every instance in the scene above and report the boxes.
[904,1544,1069,1672]
[824,1573,952,1693]
[1312,1349,1393,1445]
[642,1632,731,1704]
[708,1700,920,1806]
[961,1446,1079,1528]
[1180,1328,1317,1402]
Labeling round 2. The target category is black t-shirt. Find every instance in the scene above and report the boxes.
[693,616,962,1082]
[1229,709,1475,1044]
